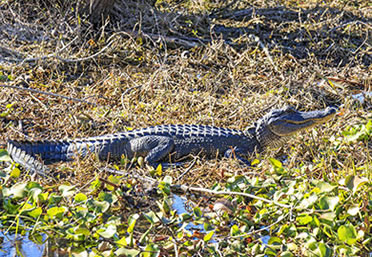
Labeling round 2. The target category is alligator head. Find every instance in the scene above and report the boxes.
[255,106,337,148]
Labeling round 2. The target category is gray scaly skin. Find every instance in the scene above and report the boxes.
[7,106,337,175]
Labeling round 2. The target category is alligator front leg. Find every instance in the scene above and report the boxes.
[129,136,175,167]
[224,148,251,166]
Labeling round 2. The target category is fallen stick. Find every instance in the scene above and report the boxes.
[0,84,97,106]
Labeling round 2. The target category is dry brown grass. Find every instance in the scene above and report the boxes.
[0,0,370,188]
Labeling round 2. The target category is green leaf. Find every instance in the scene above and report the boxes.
[98,191,117,204]
[144,211,157,224]
[268,236,282,245]
[269,158,284,174]
[116,237,128,247]
[143,243,159,257]
[269,158,282,168]
[74,227,91,237]
[319,196,339,211]
[315,181,337,193]
[338,224,357,245]
[9,182,28,198]
[156,163,162,176]
[115,248,140,257]
[0,149,12,162]
[347,205,359,216]
[29,187,42,203]
[163,175,172,184]
[299,194,318,209]
[98,224,117,239]
[91,198,110,212]
[319,212,336,221]
[313,242,331,257]
[345,175,369,193]
[59,185,75,197]
[74,193,88,203]
[106,175,120,191]
[47,206,66,219]
[296,214,313,225]
[193,207,202,218]
[127,213,140,233]
[230,225,240,236]
[27,207,42,219]
[203,230,214,242]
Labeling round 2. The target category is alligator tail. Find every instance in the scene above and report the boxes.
[7,140,84,175]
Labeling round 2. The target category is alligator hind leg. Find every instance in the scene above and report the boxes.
[129,136,175,167]
[224,148,251,166]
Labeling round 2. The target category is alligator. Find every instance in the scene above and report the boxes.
[7,106,336,175]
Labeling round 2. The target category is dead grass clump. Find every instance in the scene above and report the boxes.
[0,0,370,189]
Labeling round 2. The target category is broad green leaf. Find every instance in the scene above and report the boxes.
[203,222,214,232]
[59,185,75,197]
[203,230,214,242]
[268,236,282,245]
[251,159,260,165]
[319,212,336,221]
[9,182,28,198]
[0,149,12,162]
[270,158,282,168]
[280,251,294,257]
[347,205,360,216]
[144,211,157,224]
[75,227,90,237]
[47,206,66,219]
[296,214,313,225]
[92,200,110,213]
[319,196,339,211]
[315,181,337,193]
[345,175,369,193]
[230,225,240,236]
[90,176,101,190]
[299,194,318,209]
[106,175,120,191]
[108,175,120,184]
[48,193,62,205]
[115,248,140,257]
[314,242,331,257]
[143,243,159,257]
[98,191,117,204]
[116,237,128,247]
[158,181,171,195]
[156,163,162,176]
[21,202,34,211]
[269,158,283,173]
[338,224,357,245]
[163,175,172,184]
[74,193,87,203]
[193,207,202,218]
[98,224,117,238]
[27,207,42,219]
[127,213,140,233]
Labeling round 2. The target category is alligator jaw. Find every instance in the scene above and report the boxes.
[268,106,337,137]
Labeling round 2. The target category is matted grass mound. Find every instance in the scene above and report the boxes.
[0,0,370,256]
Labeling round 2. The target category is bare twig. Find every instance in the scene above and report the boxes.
[228,213,290,239]
[0,84,97,106]
[175,158,197,182]
[55,38,115,63]
[103,167,291,209]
